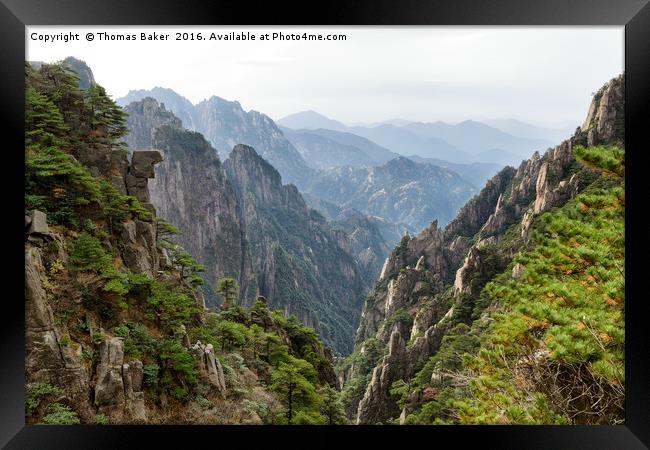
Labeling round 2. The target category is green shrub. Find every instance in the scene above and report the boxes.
[42,403,80,425]
[143,363,160,387]
[94,413,109,425]
[26,382,64,416]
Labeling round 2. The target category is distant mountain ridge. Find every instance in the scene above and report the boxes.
[279,111,558,166]
[305,156,477,231]
[117,89,315,189]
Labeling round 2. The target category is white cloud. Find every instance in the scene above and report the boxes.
[26,26,623,128]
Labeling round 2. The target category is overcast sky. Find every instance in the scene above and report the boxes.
[27,26,623,129]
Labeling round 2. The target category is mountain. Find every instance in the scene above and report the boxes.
[123,97,369,355]
[329,209,393,284]
[348,124,471,163]
[118,87,196,129]
[402,119,554,158]
[223,145,368,354]
[305,157,477,231]
[473,148,528,166]
[406,155,503,189]
[483,118,573,143]
[294,128,400,165]
[277,110,348,132]
[281,128,376,170]
[118,89,315,189]
[279,110,556,165]
[25,60,341,426]
[339,74,625,426]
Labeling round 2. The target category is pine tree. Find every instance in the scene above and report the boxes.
[319,385,346,425]
[216,278,239,309]
[270,362,318,424]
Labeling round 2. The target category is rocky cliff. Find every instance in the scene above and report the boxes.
[343,74,625,425]
[25,61,342,425]
[224,144,368,354]
[123,98,369,355]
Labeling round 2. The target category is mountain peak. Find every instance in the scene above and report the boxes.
[277,110,347,132]
[61,56,95,90]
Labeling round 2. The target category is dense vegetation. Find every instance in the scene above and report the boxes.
[25,61,344,425]
[396,146,625,425]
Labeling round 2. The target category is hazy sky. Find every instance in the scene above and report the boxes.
[27,26,623,129]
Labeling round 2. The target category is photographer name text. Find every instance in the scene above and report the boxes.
[30,31,347,43]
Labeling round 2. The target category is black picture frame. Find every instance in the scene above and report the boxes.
[2,0,648,448]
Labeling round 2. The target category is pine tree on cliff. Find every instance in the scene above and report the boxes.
[216,277,239,309]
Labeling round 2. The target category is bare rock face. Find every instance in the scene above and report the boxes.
[126,150,163,209]
[512,263,525,280]
[356,330,408,424]
[192,341,227,396]
[27,210,49,235]
[443,166,516,241]
[94,336,147,423]
[25,243,92,420]
[117,150,163,276]
[147,124,251,306]
[131,151,164,178]
[581,74,624,148]
[123,97,182,151]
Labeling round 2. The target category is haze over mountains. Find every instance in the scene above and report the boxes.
[277,110,569,166]
[116,86,569,249]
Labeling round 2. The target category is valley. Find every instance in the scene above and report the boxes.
[24,56,624,425]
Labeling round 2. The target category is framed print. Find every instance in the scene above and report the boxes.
[1,0,649,448]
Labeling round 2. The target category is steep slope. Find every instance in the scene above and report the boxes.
[123,99,249,307]
[330,209,394,284]
[340,74,625,425]
[122,98,369,355]
[25,61,343,426]
[118,89,315,189]
[306,157,477,231]
[224,145,368,354]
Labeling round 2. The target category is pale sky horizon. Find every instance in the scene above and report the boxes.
[27,26,623,130]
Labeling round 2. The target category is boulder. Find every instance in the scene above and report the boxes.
[27,210,49,235]
[192,341,227,396]
[130,151,163,178]
[512,263,525,280]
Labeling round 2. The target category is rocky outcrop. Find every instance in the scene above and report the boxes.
[192,341,227,396]
[94,336,146,423]
[26,210,49,235]
[356,330,408,424]
[443,166,516,241]
[580,74,624,148]
[119,150,163,277]
[123,98,182,151]
[25,241,92,421]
